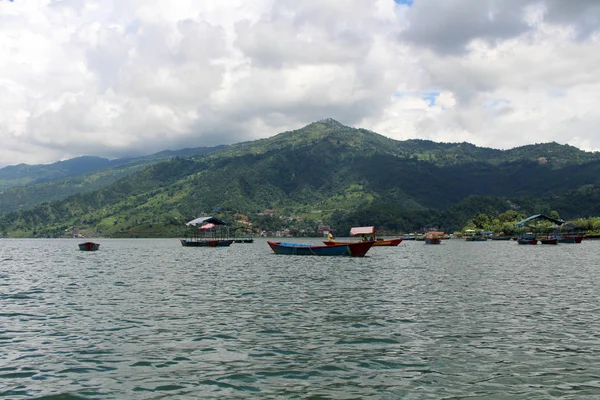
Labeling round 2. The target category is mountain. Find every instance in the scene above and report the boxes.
[0,145,225,214]
[1,119,599,237]
[0,156,126,189]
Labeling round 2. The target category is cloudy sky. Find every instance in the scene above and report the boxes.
[1,0,599,167]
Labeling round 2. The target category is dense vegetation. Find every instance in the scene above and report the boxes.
[1,119,599,238]
[0,146,223,214]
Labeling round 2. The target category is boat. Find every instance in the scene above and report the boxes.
[180,216,233,247]
[490,236,512,241]
[517,234,538,245]
[180,239,233,247]
[557,235,583,244]
[234,238,254,243]
[465,235,487,242]
[464,230,488,241]
[268,240,374,257]
[540,236,558,245]
[232,226,255,244]
[323,226,403,247]
[424,231,443,244]
[79,241,100,251]
[373,237,403,246]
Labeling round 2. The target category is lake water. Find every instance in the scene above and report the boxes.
[1,238,600,399]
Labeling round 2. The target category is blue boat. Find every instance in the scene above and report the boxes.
[267,241,374,257]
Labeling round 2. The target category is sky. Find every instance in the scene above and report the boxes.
[1,0,599,167]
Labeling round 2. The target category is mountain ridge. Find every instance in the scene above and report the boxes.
[0,120,599,237]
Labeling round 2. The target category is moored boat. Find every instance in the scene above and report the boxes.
[323,237,403,247]
[540,236,558,245]
[465,236,487,241]
[180,239,233,247]
[557,235,583,244]
[424,231,443,244]
[517,235,538,245]
[323,226,403,247]
[180,216,233,247]
[79,241,100,251]
[490,236,512,241]
[268,240,374,257]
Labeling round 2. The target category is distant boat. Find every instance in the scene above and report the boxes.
[79,241,100,251]
[424,231,443,245]
[490,236,512,241]
[465,236,487,242]
[557,235,583,244]
[268,241,374,257]
[180,239,233,247]
[517,234,538,245]
[180,216,233,247]
[234,238,254,243]
[323,237,403,247]
[323,226,403,247]
[465,230,489,241]
[540,237,558,244]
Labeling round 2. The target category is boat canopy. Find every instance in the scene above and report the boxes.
[185,216,228,226]
[516,214,564,227]
[350,226,375,236]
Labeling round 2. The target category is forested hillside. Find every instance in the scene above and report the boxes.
[1,119,599,237]
[0,146,224,214]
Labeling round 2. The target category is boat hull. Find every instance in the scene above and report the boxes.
[425,238,441,244]
[373,238,403,246]
[79,242,100,251]
[323,237,403,247]
[490,236,512,241]
[268,241,374,257]
[180,239,234,247]
[518,238,538,245]
[540,238,558,244]
[557,235,583,244]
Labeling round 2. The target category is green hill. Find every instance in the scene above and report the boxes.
[0,146,224,214]
[1,119,599,237]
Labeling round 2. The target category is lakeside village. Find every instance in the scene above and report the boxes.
[5,207,600,242]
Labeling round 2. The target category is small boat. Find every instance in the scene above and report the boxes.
[180,239,233,247]
[517,235,538,245]
[465,230,489,241]
[268,240,374,257]
[490,236,512,241]
[323,237,403,247]
[540,236,558,245]
[79,241,100,251]
[465,236,487,241]
[557,235,583,244]
[324,226,403,247]
[180,216,233,247]
[424,231,443,244]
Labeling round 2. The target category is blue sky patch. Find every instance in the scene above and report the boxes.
[422,91,440,106]
[394,0,414,5]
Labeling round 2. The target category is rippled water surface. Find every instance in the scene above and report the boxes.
[2,238,600,399]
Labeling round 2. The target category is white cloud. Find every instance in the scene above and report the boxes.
[1,0,600,167]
